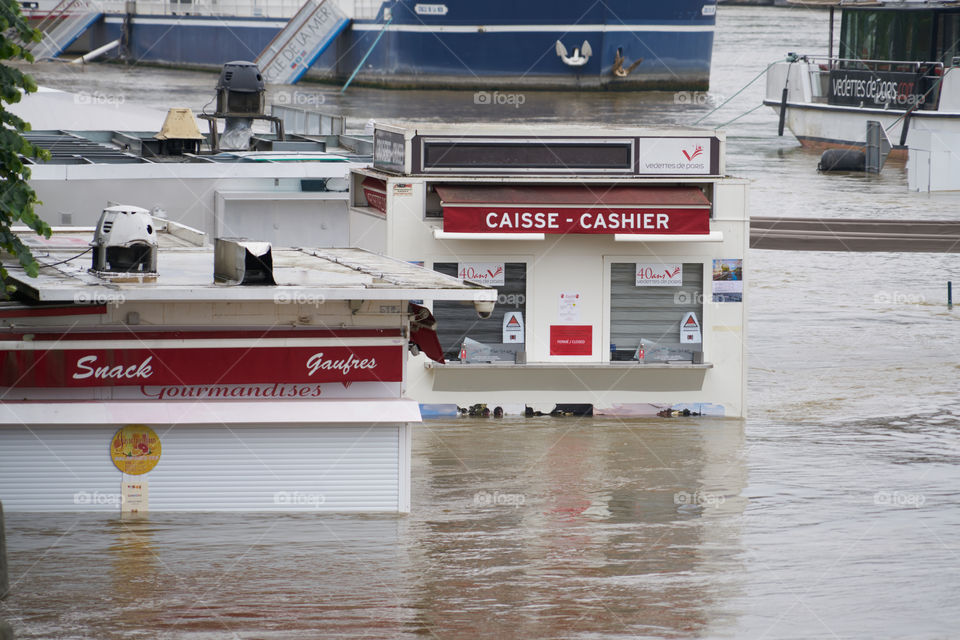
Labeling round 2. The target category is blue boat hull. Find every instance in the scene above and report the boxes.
[92,0,715,90]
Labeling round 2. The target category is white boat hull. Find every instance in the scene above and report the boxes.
[764,60,960,155]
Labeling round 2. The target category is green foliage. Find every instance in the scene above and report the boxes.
[0,0,52,292]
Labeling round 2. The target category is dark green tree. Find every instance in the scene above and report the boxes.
[0,0,52,292]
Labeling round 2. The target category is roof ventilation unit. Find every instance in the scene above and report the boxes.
[90,205,158,275]
[214,238,276,285]
[199,61,284,152]
[154,108,205,156]
[216,61,266,117]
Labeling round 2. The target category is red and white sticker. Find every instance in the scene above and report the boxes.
[636,263,683,287]
[680,312,702,344]
[458,262,505,286]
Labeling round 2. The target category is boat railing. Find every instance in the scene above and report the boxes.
[98,0,382,19]
[791,55,944,110]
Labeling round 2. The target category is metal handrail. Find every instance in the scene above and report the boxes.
[97,0,382,19]
[791,54,947,111]
[27,0,103,58]
[32,0,87,32]
[790,55,945,73]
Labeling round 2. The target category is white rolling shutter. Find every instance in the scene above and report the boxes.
[0,424,403,512]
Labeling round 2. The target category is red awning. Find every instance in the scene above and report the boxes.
[434,185,711,236]
[434,185,710,208]
[408,303,445,364]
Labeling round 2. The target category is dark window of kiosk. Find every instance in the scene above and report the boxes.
[422,142,633,170]
[609,263,703,362]
[433,262,527,361]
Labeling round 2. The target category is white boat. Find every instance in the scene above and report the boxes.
[764,1,960,155]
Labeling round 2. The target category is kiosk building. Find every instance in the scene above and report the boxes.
[0,218,492,512]
[348,124,749,418]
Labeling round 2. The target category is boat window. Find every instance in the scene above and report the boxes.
[609,262,703,363]
[937,12,960,65]
[432,262,527,362]
[840,10,934,66]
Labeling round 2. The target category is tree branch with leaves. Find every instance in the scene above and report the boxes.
[0,0,52,293]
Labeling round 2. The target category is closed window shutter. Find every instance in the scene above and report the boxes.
[609,263,703,358]
[433,262,527,361]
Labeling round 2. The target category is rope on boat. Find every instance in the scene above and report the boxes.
[714,103,765,129]
[692,58,787,126]
[882,68,949,143]
[341,16,394,93]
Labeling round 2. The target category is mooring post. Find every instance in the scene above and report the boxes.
[948,281,953,308]
[778,86,788,136]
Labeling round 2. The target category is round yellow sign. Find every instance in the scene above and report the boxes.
[110,425,162,475]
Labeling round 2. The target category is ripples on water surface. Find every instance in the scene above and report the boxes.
[5,5,960,638]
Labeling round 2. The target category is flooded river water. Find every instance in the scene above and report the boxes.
[5,5,960,638]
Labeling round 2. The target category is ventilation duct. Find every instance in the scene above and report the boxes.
[90,206,158,274]
[214,238,276,285]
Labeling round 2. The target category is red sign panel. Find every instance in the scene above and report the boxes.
[0,345,403,388]
[362,178,388,214]
[442,207,709,235]
[550,326,593,356]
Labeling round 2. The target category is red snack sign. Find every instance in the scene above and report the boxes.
[0,345,403,388]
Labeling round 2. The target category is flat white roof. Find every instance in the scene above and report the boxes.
[8,229,494,303]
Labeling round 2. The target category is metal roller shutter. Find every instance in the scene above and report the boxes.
[610,262,704,357]
[0,424,402,512]
[432,262,527,360]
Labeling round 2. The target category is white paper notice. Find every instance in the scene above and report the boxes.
[559,292,581,322]
[121,476,149,513]
[712,280,743,294]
